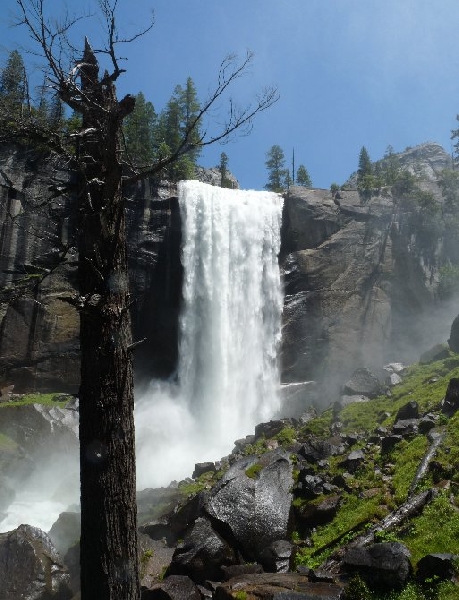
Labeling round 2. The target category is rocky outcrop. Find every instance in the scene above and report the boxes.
[0,524,73,600]
[280,144,456,397]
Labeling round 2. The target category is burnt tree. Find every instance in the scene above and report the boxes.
[76,40,139,599]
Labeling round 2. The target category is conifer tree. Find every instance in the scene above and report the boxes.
[296,164,312,187]
[357,146,372,180]
[0,50,28,116]
[156,78,202,181]
[265,144,286,192]
[123,91,156,166]
[219,151,232,187]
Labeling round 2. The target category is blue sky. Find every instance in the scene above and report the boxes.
[1,0,459,190]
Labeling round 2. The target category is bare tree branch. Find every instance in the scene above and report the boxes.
[123,51,279,185]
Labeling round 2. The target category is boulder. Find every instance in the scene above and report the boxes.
[381,435,403,454]
[48,511,81,558]
[141,574,201,599]
[396,401,419,421]
[0,524,73,600]
[294,495,341,533]
[295,472,328,498]
[255,420,289,439]
[166,517,236,584]
[298,437,344,463]
[340,449,365,473]
[418,414,436,434]
[204,450,294,562]
[416,553,458,582]
[343,368,381,398]
[259,540,293,573]
[343,542,412,590]
[392,419,419,437]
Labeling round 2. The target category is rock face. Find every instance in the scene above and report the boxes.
[280,142,456,395]
[343,542,412,590]
[0,524,73,600]
[0,145,183,391]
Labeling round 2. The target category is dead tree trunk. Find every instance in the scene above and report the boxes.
[77,40,139,600]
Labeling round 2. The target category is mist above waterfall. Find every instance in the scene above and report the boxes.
[135,181,284,489]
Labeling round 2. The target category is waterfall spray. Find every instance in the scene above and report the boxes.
[135,181,284,488]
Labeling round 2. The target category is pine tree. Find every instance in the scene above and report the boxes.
[0,50,28,117]
[219,151,232,187]
[156,78,202,181]
[357,146,375,201]
[123,91,156,166]
[357,146,372,180]
[380,145,400,185]
[265,144,286,192]
[296,164,312,187]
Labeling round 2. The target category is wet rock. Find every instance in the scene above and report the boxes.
[343,368,382,398]
[343,542,412,590]
[166,517,236,584]
[416,553,458,582]
[260,540,293,573]
[205,450,293,562]
[142,574,201,599]
[0,524,73,600]
[48,511,81,558]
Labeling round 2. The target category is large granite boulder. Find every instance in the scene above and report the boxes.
[204,449,294,562]
[0,524,73,600]
[166,517,236,584]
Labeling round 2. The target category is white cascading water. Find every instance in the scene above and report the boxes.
[135,180,284,488]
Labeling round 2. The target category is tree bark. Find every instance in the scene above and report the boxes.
[77,40,139,600]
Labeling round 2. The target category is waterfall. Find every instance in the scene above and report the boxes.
[135,180,284,488]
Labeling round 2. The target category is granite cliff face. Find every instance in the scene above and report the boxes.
[280,142,457,393]
[0,145,182,392]
[0,142,456,397]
